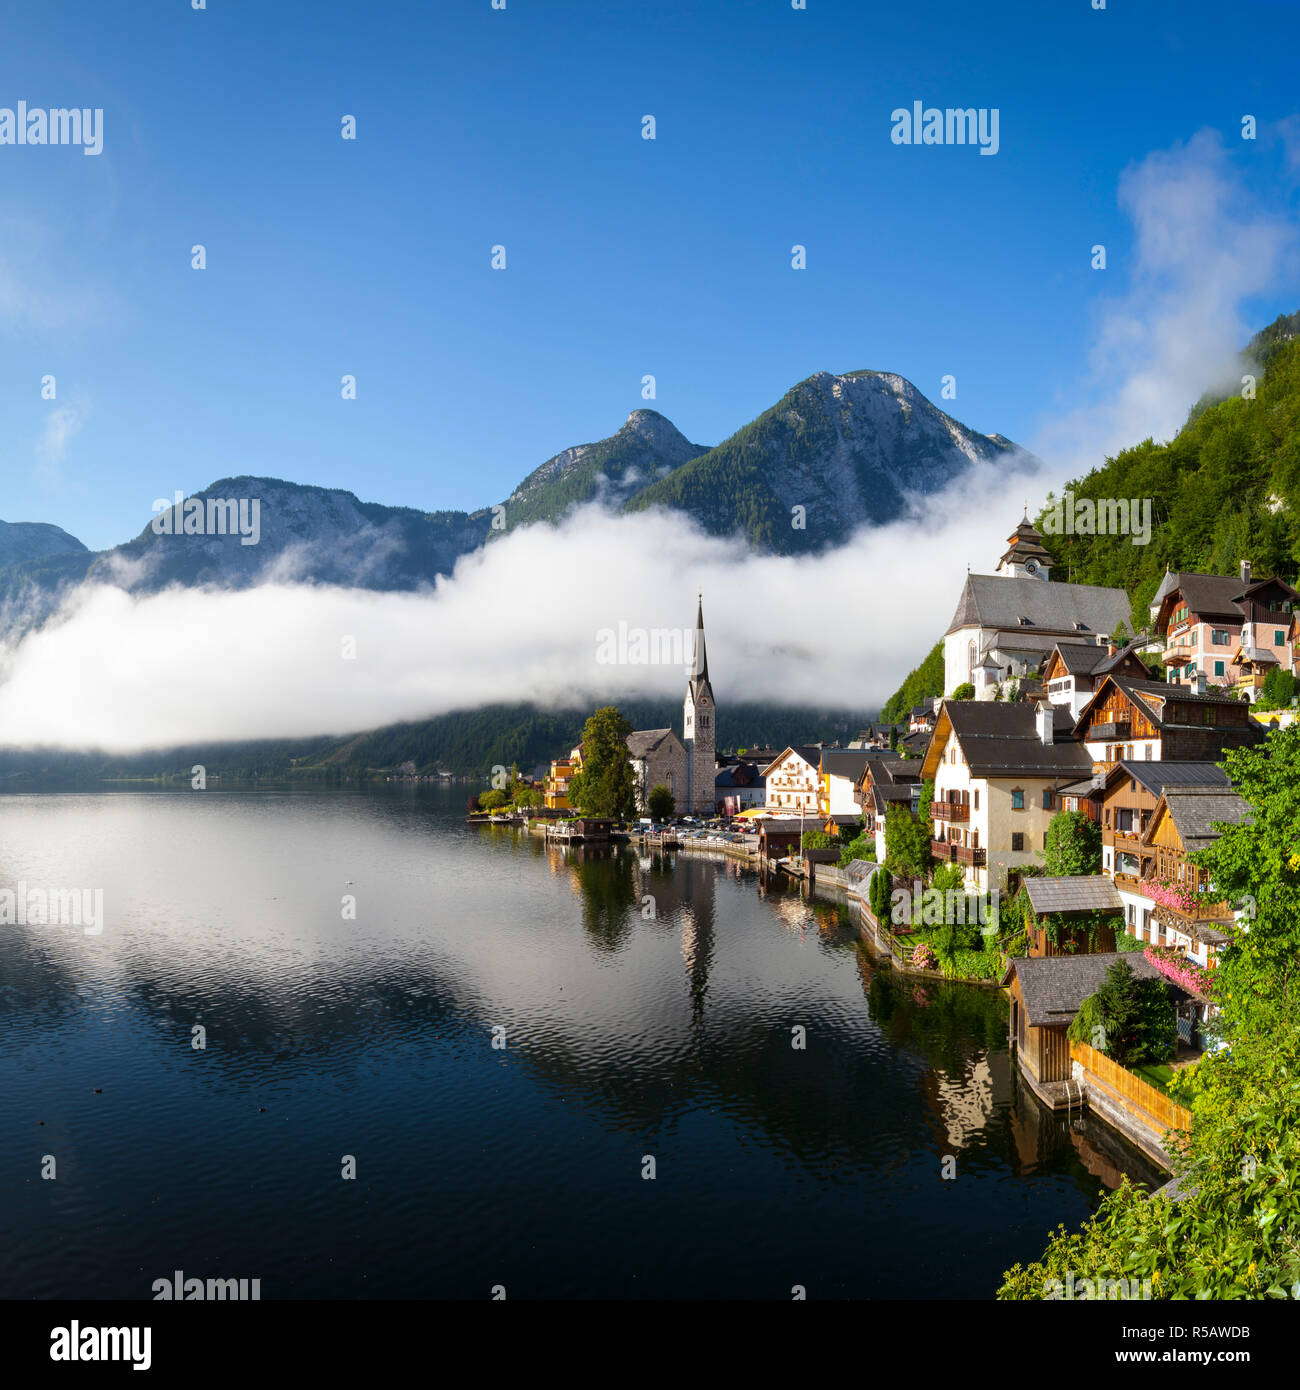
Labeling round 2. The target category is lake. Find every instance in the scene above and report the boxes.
[0,784,1161,1299]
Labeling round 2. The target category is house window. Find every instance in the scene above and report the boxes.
[1011,832,1024,852]
[973,789,979,811]
[1042,789,1054,810]
[1212,629,1229,645]
[1276,630,1286,645]
[1214,660,1225,676]
[1011,788,1024,810]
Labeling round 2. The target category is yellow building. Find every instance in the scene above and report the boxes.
[544,747,582,810]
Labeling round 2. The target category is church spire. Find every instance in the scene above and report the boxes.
[693,592,709,682]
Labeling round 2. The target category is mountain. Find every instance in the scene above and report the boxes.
[626,371,1026,552]
[503,409,708,528]
[0,519,87,568]
[100,477,494,595]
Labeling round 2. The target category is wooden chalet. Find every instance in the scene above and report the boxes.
[1073,673,1264,772]
[1137,786,1249,967]
[1040,637,1150,719]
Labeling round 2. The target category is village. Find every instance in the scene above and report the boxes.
[476,511,1300,1173]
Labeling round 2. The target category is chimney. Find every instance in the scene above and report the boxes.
[1036,703,1054,745]
[1191,671,1208,696]
[1240,559,1252,585]
[1107,641,1116,657]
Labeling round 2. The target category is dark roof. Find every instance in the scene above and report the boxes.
[937,702,1092,778]
[946,574,1131,638]
[998,516,1056,571]
[715,762,763,789]
[1158,789,1252,851]
[1005,952,1182,1029]
[626,728,677,758]
[820,750,873,781]
[1025,875,1124,916]
[1111,759,1230,798]
[1078,675,1255,734]
[1053,643,1112,675]
[1155,570,1249,621]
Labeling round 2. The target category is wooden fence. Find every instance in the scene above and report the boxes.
[1069,1041,1193,1133]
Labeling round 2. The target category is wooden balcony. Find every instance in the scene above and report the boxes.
[932,801,970,822]
[931,838,986,867]
[1090,722,1132,741]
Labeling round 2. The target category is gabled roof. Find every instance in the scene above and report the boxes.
[1004,952,1181,1029]
[1143,788,1252,852]
[1104,759,1230,799]
[922,701,1092,780]
[946,574,1131,639]
[1074,673,1251,735]
[1154,571,1249,623]
[626,728,679,759]
[1050,642,1112,676]
[1025,875,1124,916]
[820,750,873,781]
[758,745,822,777]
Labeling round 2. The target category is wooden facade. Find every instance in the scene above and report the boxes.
[1006,972,1072,1085]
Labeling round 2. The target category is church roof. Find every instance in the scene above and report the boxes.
[688,596,713,703]
[998,515,1055,571]
[626,728,678,759]
[946,573,1132,639]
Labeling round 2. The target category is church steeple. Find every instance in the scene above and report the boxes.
[995,506,1054,579]
[683,593,716,815]
[690,593,710,690]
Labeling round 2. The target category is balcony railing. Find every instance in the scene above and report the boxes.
[930,838,986,867]
[932,801,970,822]
[1090,722,1131,741]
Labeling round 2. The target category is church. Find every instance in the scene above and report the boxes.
[625,598,716,816]
[943,512,1132,698]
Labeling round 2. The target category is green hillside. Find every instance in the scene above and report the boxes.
[0,700,868,786]
[878,310,1300,714]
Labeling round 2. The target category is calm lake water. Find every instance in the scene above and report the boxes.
[0,785,1160,1299]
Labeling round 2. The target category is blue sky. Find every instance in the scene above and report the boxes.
[3,0,1300,552]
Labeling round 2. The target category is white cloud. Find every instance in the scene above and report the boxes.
[1030,130,1296,480]
[35,398,90,488]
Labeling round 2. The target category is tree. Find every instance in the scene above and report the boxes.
[1193,723,1300,984]
[1256,667,1296,710]
[478,789,507,810]
[885,800,933,880]
[1065,958,1175,1067]
[951,682,975,701]
[868,865,893,920]
[1042,810,1102,876]
[1110,618,1131,648]
[567,707,637,818]
[647,784,675,821]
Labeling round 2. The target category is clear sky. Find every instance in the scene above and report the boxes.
[3,0,1300,551]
